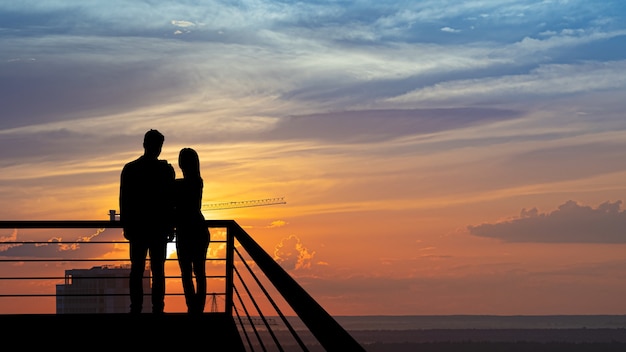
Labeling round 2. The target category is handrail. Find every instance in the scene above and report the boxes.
[0,219,233,311]
[0,219,364,351]
[0,219,237,228]
[0,220,122,228]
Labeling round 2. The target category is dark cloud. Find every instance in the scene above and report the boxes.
[265,108,522,143]
[506,142,626,184]
[0,3,178,38]
[0,58,186,129]
[0,228,123,258]
[0,129,134,166]
[468,200,626,243]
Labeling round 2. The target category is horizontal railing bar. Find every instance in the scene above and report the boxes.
[0,292,228,297]
[0,240,228,244]
[0,219,237,229]
[1,241,128,244]
[0,258,226,262]
[0,275,227,280]
[0,259,131,262]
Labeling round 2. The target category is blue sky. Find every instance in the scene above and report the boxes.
[2,0,625,179]
[3,0,625,132]
[2,1,626,315]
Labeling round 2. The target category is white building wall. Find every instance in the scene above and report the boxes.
[56,265,150,314]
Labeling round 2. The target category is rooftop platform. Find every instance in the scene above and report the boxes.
[3,312,246,351]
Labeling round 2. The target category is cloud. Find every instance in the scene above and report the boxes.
[54,228,106,251]
[265,108,522,143]
[2,1,623,146]
[0,228,121,257]
[171,20,196,35]
[273,235,315,270]
[468,200,626,243]
[266,220,287,228]
[171,20,195,28]
[0,229,19,251]
[0,36,192,130]
[389,59,626,105]
[441,26,461,33]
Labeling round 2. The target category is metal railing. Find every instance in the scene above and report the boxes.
[0,219,364,351]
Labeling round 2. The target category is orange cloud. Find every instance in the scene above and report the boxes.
[266,220,287,228]
[0,229,19,252]
[77,228,106,242]
[273,235,315,271]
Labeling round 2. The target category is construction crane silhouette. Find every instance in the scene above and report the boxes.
[202,197,286,210]
[108,197,286,221]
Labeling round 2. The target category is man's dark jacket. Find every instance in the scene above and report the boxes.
[120,156,175,240]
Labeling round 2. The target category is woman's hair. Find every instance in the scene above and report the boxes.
[178,147,201,178]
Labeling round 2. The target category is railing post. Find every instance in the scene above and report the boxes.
[224,224,235,315]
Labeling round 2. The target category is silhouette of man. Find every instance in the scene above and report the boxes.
[120,129,175,314]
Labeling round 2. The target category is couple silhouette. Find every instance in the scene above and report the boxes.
[119,129,209,314]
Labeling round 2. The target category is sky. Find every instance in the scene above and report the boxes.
[2,0,626,316]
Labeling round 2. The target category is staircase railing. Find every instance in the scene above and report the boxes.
[0,219,364,351]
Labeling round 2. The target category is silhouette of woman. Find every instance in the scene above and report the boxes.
[174,148,210,314]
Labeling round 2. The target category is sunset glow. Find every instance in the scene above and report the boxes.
[2,1,626,316]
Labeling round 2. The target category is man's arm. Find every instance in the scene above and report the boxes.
[119,164,133,240]
[165,162,176,241]
[119,166,127,225]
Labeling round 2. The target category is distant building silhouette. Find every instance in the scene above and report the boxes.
[56,265,150,314]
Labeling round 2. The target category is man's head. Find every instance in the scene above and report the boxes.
[143,129,164,158]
